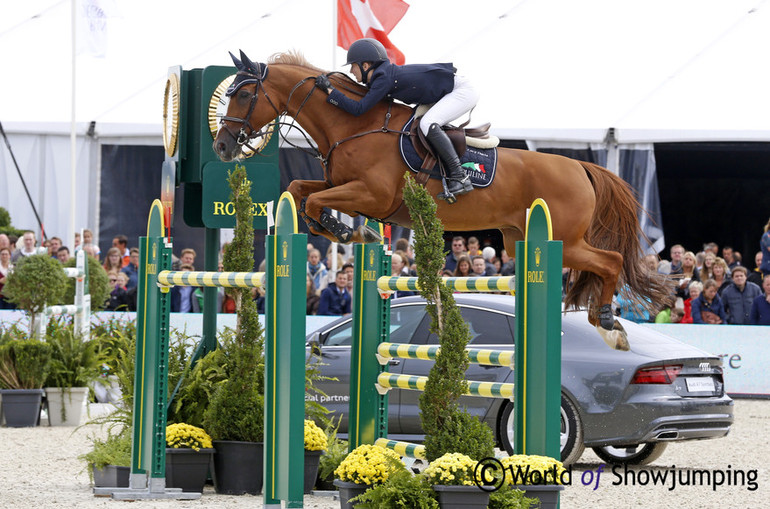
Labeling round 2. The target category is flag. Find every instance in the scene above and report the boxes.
[338,0,409,65]
[77,0,114,57]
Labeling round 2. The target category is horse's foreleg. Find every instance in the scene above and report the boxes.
[304,182,384,244]
[563,240,629,351]
[286,180,331,234]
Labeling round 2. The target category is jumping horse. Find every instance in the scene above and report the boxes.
[214,50,671,350]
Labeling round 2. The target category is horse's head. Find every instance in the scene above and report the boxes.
[213,50,277,162]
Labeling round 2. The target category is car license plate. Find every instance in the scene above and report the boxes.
[686,377,716,392]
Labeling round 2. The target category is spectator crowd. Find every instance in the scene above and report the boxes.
[1,220,769,325]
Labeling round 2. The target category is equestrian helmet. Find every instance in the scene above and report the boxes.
[345,38,389,65]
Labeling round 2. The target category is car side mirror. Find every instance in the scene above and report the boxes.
[308,332,322,357]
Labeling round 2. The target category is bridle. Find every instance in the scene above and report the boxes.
[218,66,410,180]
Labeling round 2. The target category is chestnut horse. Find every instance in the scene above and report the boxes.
[214,51,670,350]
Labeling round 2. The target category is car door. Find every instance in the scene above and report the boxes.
[310,302,429,434]
[397,305,515,434]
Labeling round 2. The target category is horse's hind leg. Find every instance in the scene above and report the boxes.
[563,240,630,351]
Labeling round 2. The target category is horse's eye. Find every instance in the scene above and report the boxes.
[238,90,251,101]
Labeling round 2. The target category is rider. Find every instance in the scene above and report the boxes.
[315,38,477,201]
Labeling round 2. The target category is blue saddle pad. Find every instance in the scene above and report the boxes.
[399,115,497,188]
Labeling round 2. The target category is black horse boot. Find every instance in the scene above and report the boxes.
[425,123,473,201]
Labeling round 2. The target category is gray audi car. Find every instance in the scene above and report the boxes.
[307,294,733,466]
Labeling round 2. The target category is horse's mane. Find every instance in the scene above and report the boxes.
[268,50,366,96]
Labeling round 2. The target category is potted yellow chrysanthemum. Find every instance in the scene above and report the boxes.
[501,454,566,509]
[303,419,328,494]
[165,423,215,493]
[423,452,490,509]
[333,444,406,509]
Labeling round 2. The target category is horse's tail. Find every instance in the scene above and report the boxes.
[565,161,672,315]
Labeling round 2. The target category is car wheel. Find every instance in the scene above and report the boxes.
[591,442,668,465]
[499,393,585,466]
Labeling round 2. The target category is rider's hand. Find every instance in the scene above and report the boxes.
[315,75,332,94]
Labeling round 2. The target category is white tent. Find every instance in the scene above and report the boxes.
[1,0,768,246]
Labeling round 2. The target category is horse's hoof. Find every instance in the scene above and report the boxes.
[358,225,382,244]
[595,322,630,351]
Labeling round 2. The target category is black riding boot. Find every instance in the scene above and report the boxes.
[425,123,473,200]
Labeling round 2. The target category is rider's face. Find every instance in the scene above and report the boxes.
[350,64,363,82]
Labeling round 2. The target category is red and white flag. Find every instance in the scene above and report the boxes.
[337,0,409,65]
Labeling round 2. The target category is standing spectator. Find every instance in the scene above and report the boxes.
[721,266,762,325]
[105,270,130,311]
[444,236,466,273]
[121,247,140,290]
[675,251,700,300]
[170,264,199,312]
[703,242,719,256]
[711,258,731,294]
[0,234,9,250]
[467,236,482,258]
[642,254,658,273]
[394,238,415,266]
[470,256,486,277]
[47,237,62,258]
[748,251,763,287]
[481,246,497,275]
[669,244,685,275]
[11,231,37,262]
[452,255,472,277]
[760,217,770,278]
[112,235,130,266]
[722,246,740,271]
[750,276,770,325]
[681,281,703,324]
[73,232,81,250]
[179,248,196,269]
[57,246,71,264]
[83,229,100,258]
[0,247,14,309]
[701,252,717,280]
[691,279,727,324]
[500,249,515,276]
[615,285,651,323]
[391,253,416,298]
[103,247,123,273]
[306,274,320,315]
[307,248,328,295]
[318,271,351,316]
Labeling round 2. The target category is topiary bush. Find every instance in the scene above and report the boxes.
[3,253,69,331]
[402,174,496,462]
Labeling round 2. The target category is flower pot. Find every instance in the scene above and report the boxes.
[165,447,215,493]
[432,484,490,509]
[44,387,89,426]
[0,389,44,427]
[333,479,371,509]
[512,484,565,509]
[304,449,323,494]
[212,440,263,495]
[92,465,130,488]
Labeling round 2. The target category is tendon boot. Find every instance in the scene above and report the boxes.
[425,123,473,202]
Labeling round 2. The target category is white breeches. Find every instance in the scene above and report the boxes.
[419,75,480,135]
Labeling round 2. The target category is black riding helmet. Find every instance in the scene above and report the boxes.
[345,38,389,85]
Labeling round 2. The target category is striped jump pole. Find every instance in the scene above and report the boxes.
[157,270,264,289]
[374,438,426,460]
[377,275,515,296]
[376,342,515,368]
[376,373,515,400]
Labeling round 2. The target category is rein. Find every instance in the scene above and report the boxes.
[219,68,410,185]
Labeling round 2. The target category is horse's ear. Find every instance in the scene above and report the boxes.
[230,51,244,71]
[239,50,261,75]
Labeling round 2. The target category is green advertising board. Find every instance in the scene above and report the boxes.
[200,161,280,229]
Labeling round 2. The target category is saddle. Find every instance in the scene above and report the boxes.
[409,106,498,185]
